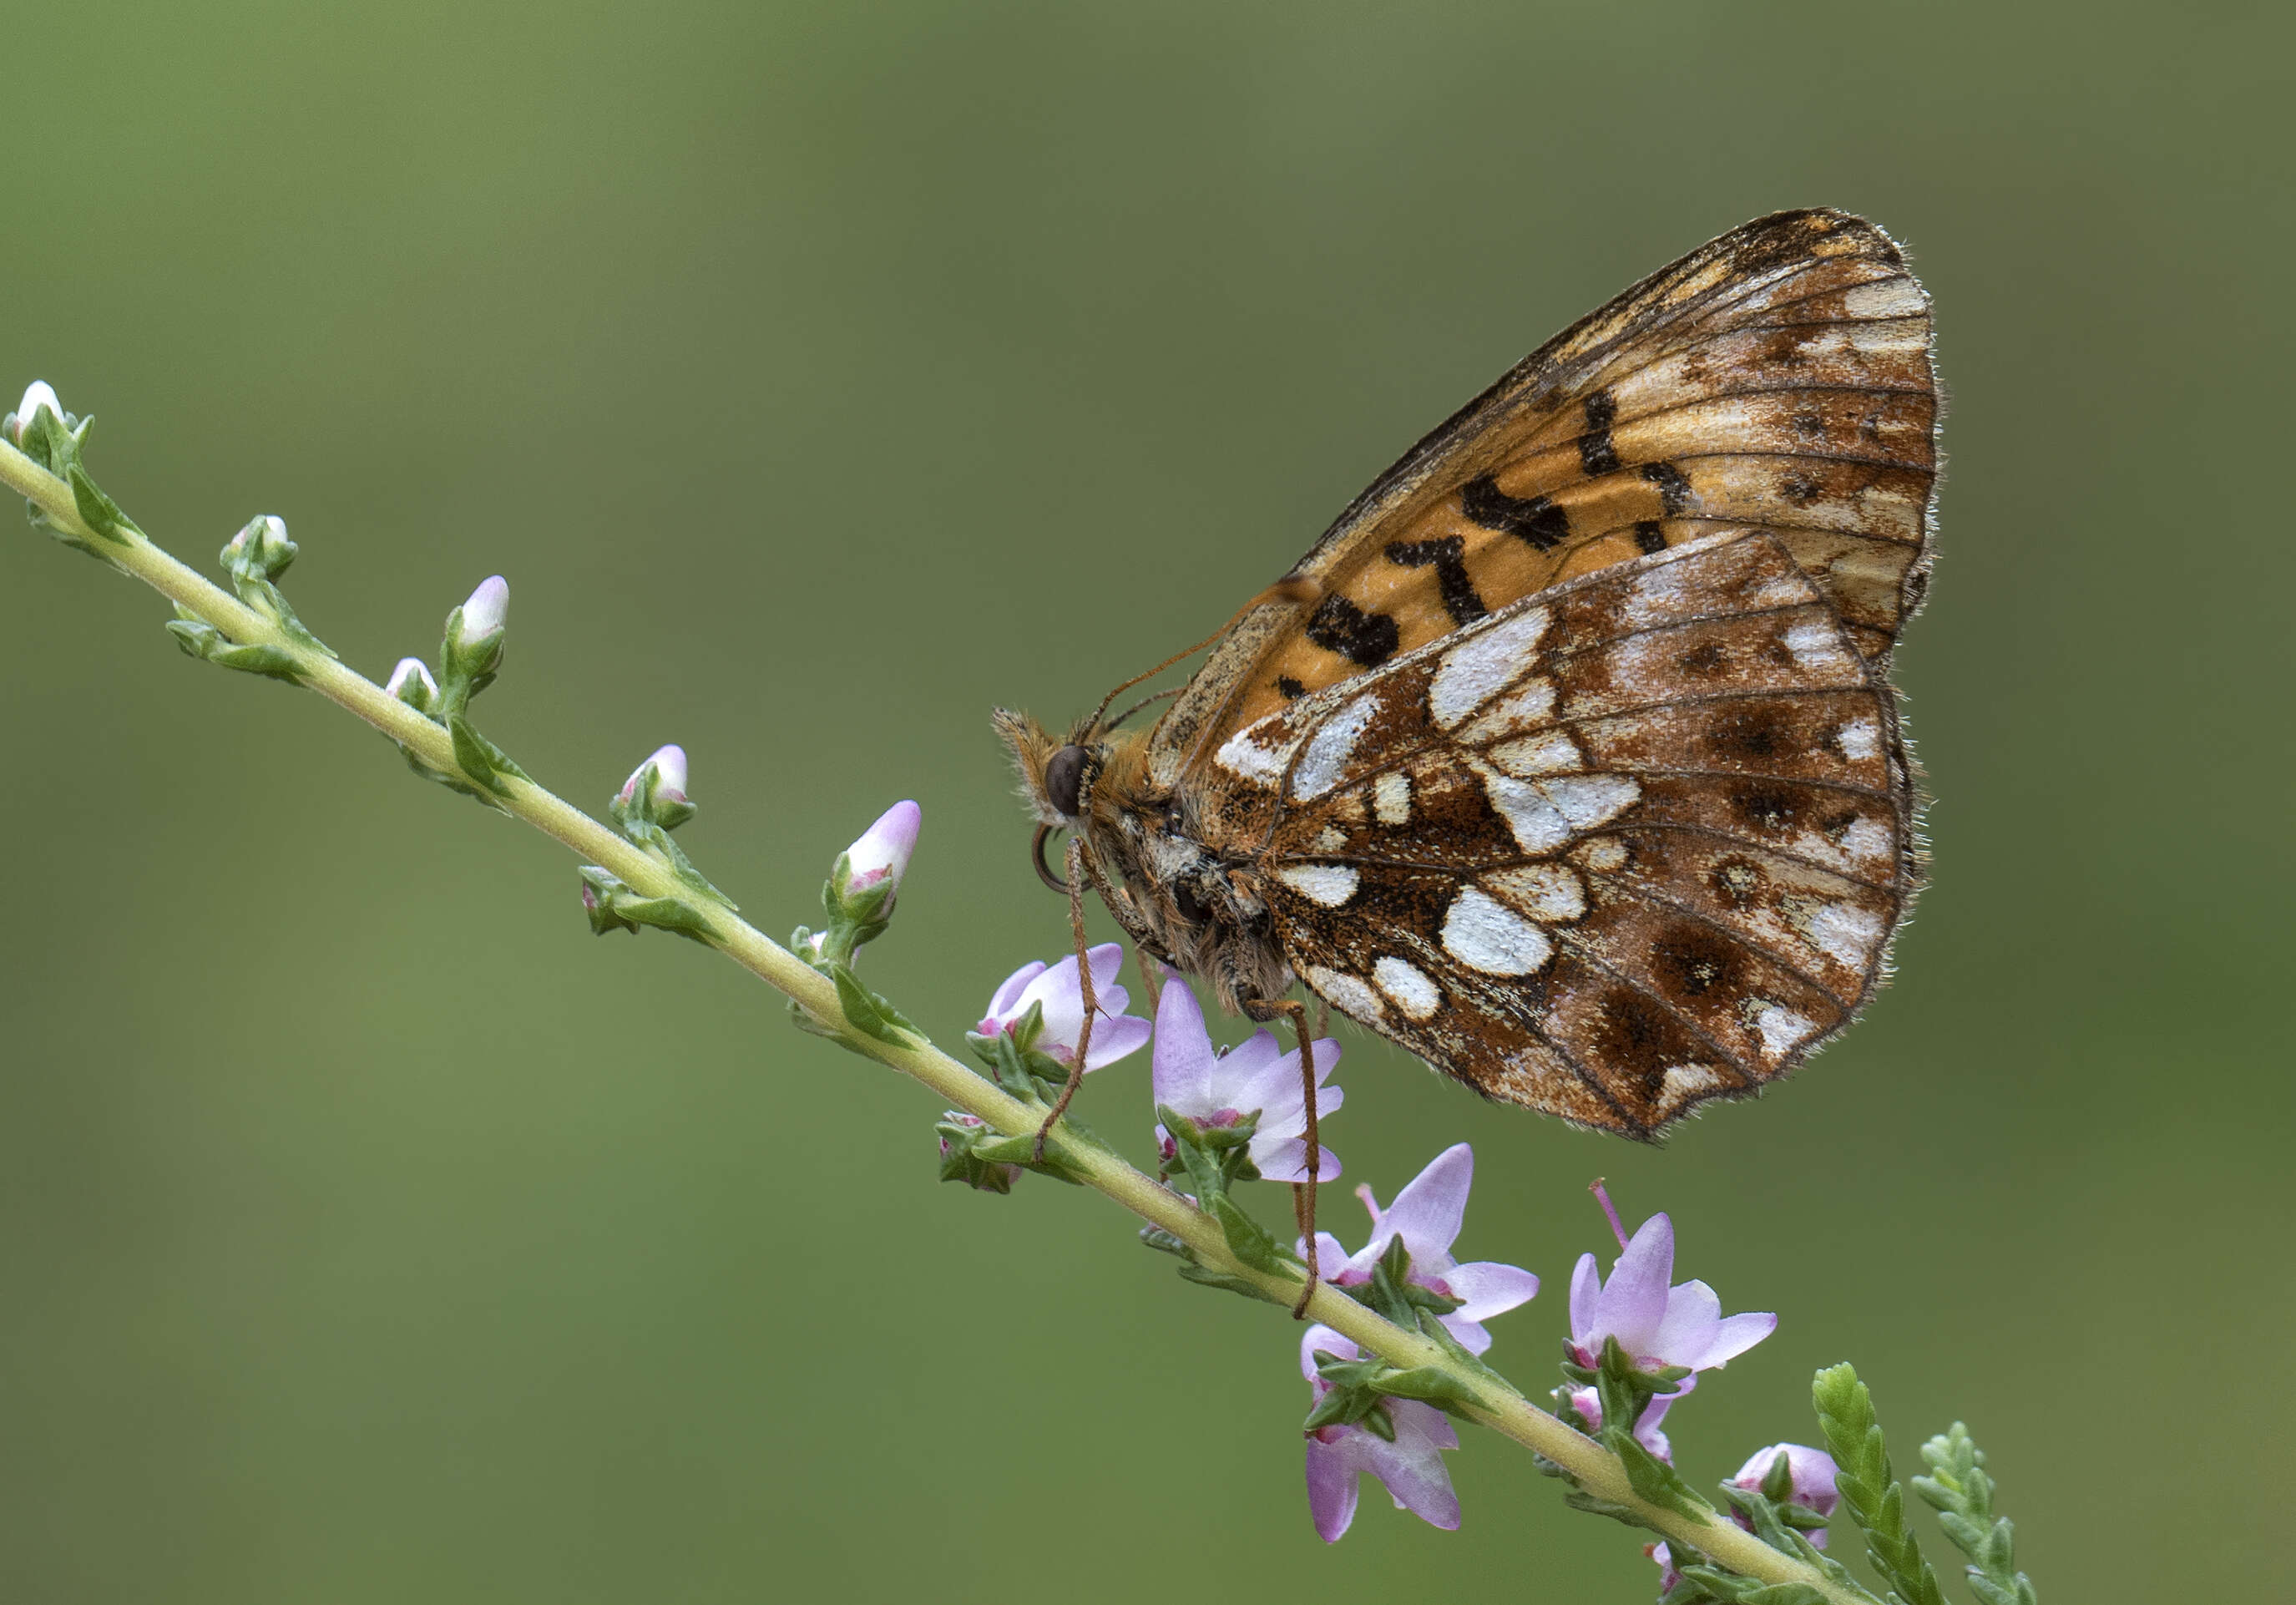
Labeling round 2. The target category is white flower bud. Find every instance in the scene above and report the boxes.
[459,575,509,642]
[386,657,440,711]
[6,380,62,445]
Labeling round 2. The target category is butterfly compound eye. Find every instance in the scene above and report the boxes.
[1045,744,1086,817]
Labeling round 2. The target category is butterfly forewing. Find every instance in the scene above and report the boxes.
[1193,533,1914,1136]
[1146,208,1935,793]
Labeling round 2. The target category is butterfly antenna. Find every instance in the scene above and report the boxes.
[1085,575,1321,735]
[1103,685,1183,732]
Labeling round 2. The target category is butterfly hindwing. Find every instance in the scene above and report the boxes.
[1197,533,1914,1135]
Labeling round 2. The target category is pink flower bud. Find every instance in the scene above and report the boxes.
[620,743,688,805]
[459,575,508,641]
[843,799,921,896]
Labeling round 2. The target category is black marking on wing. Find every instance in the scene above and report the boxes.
[1276,675,1306,701]
[1461,473,1570,551]
[1633,520,1668,554]
[1638,460,1692,514]
[1383,535,1489,626]
[1578,389,1622,475]
[1305,594,1400,667]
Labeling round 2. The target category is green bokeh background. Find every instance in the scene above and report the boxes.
[3,3,2288,1600]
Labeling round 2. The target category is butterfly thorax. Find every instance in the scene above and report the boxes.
[994,709,1296,1015]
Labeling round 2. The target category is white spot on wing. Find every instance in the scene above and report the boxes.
[1843,277,1927,319]
[1372,956,1441,1020]
[1312,826,1348,853]
[1573,836,1629,873]
[1837,818,1893,864]
[1459,677,1556,742]
[1539,773,1642,830]
[1834,718,1880,761]
[1305,965,1386,1025]
[1440,888,1555,976]
[1783,617,1852,673]
[1373,770,1412,825]
[1275,863,1360,908]
[1751,1003,1818,1059]
[1488,731,1581,777]
[1216,724,1293,785]
[1429,607,1550,728]
[1803,900,1884,969]
[1659,1064,1727,1103]
[1292,694,1378,800]
[1475,766,1572,853]
[1485,863,1586,923]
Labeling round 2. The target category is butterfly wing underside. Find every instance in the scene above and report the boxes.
[1145,207,1937,798]
[1191,533,1916,1136]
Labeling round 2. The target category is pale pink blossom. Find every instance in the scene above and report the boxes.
[1305,1144,1539,1354]
[1569,1208,1774,1376]
[975,943,1151,1071]
[1150,980,1341,1182]
[1297,1327,1459,1542]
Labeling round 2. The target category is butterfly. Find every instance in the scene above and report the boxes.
[998,208,1934,1142]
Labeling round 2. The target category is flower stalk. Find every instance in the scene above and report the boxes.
[0,426,1874,1604]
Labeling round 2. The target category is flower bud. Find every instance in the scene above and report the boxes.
[221,514,296,582]
[459,575,509,643]
[1730,1443,1840,1520]
[842,800,920,899]
[937,1111,1021,1194]
[387,656,440,714]
[5,380,62,445]
[619,743,688,806]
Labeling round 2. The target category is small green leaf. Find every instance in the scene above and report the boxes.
[1210,1192,1292,1277]
[829,962,918,1046]
[448,714,504,792]
[66,461,137,543]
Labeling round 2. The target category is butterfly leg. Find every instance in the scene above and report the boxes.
[1246,995,1320,1319]
[1034,837,1099,1163]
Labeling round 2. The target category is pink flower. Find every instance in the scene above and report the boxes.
[975,944,1151,1071]
[842,799,921,898]
[1306,1144,1539,1354]
[1569,1208,1774,1376]
[1298,1328,1460,1542]
[1731,1442,1840,1545]
[1646,1542,1684,1593]
[1150,980,1342,1183]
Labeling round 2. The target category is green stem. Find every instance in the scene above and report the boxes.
[1,433,1864,1602]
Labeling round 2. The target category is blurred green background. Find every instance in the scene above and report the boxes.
[2,3,2288,1600]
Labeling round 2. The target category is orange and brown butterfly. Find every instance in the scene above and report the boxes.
[996,207,1936,1145]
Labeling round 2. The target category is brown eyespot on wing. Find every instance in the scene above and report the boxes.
[1206,532,1917,1137]
[1145,208,1937,798]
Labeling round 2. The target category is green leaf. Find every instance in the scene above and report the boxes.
[1810,1365,1948,1605]
[1209,1192,1292,1278]
[1370,1365,1483,1415]
[614,894,712,934]
[66,461,138,543]
[1608,1424,1711,1518]
[448,714,505,792]
[828,962,919,1046]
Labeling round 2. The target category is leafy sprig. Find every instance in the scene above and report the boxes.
[1914,1425,2036,1605]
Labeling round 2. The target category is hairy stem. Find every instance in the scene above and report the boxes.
[1,433,1864,1602]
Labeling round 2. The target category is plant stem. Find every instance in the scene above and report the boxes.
[1,434,1864,1602]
